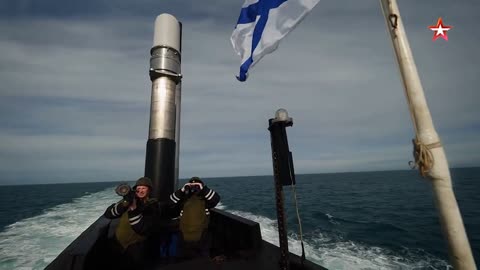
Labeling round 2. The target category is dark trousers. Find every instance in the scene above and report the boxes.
[179,230,210,260]
[109,238,149,270]
[158,232,179,258]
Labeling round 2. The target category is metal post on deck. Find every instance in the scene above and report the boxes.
[268,109,296,270]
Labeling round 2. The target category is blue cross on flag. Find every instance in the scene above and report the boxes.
[231,0,320,82]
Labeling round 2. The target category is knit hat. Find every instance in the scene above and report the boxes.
[133,177,153,189]
[188,176,204,185]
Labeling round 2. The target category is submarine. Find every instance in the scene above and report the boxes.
[45,13,328,270]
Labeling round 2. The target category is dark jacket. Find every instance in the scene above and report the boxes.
[168,186,220,218]
[104,198,159,236]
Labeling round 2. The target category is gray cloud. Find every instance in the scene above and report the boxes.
[0,0,479,184]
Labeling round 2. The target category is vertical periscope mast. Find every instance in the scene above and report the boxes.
[145,14,182,202]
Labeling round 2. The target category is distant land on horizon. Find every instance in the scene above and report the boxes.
[1,166,478,186]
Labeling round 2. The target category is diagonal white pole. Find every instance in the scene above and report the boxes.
[379,0,476,269]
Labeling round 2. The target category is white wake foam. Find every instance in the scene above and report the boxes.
[0,187,117,270]
[0,191,451,270]
[223,208,451,270]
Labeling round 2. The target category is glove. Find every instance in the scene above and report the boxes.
[135,198,145,211]
[123,190,135,205]
[181,183,189,193]
[198,185,210,197]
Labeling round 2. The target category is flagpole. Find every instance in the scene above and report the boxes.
[379,0,476,269]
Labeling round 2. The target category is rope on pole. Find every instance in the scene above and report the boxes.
[409,138,442,177]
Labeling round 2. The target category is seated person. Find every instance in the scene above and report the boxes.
[169,176,221,259]
[104,177,158,269]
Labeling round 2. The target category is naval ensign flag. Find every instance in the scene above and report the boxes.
[231,0,320,81]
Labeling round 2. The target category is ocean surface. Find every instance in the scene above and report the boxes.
[0,168,478,270]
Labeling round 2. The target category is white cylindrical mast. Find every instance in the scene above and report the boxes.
[144,13,183,202]
[379,1,476,269]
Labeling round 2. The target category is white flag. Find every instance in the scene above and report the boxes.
[231,0,320,81]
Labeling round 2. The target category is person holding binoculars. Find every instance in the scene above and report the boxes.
[104,177,158,270]
[169,176,221,259]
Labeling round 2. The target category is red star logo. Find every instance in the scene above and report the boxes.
[428,17,452,41]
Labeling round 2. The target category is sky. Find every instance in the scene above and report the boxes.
[0,0,479,185]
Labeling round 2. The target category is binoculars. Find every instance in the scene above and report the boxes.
[184,184,201,196]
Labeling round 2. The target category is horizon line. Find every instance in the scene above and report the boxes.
[1,166,478,187]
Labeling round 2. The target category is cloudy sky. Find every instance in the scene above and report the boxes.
[0,0,478,185]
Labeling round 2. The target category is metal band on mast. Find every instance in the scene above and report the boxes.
[379,1,476,269]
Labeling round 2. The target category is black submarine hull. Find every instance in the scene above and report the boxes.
[45,208,327,270]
